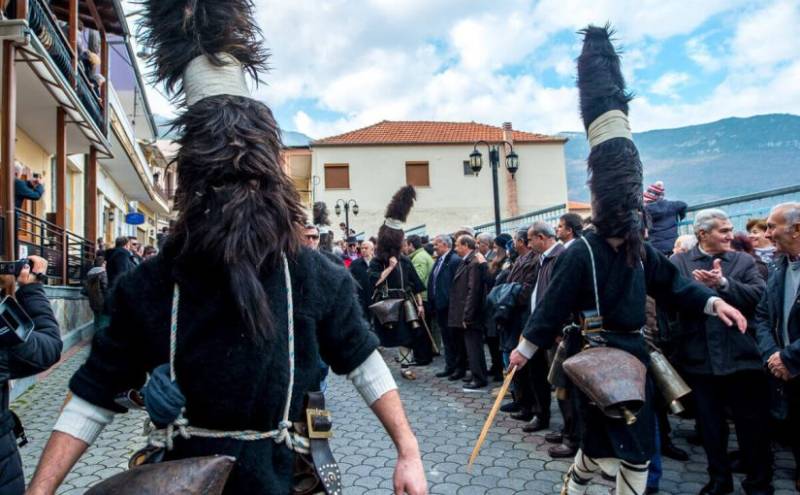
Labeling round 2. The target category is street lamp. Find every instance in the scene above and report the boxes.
[335,199,359,238]
[468,140,520,236]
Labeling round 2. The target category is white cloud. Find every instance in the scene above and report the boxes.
[649,72,691,99]
[632,59,800,131]
[685,34,722,72]
[131,0,797,137]
[730,0,800,70]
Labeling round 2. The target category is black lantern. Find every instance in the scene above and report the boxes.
[469,149,483,175]
[334,203,342,216]
[352,203,359,216]
[466,139,520,236]
[505,150,519,177]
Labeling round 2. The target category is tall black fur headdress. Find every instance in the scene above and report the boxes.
[313,202,330,228]
[138,0,269,102]
[375,186,416,261]
[578,25,644,265]
[140,0,305,342]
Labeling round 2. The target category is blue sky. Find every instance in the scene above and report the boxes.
[138,0,800,139]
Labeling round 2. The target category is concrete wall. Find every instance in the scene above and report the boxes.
[311,142,567,236]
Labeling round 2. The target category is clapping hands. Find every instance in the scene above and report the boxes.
[693,259,724,288]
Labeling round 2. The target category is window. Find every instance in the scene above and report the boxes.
[405,161,430,187]
[463,160,475,176]
[324,164,350,189]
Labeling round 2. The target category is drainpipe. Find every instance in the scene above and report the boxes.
[501,122,519,217]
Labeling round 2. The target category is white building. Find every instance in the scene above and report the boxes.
[311,121,568,237]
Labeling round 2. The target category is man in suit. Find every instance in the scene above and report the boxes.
[349,240,374,320]
[755,202,800,493]
[428,235,462,378]
[448,234,488,390]
[672,209,770,495]
[519,222,565,433]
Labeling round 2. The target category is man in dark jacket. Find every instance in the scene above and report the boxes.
[349,240,374,320]
[644,181,687,255]
[84,256,109,334]
[13,163,44,209]
[755,202,800,492]
[0,255,62,494]
[671,208,771,495]
[428,235,461,378]
[105,236,136,287]
[448,235,488,390]
[522,224,574,446]
[500,227,540,417]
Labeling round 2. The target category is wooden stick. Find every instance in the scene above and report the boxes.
[467,365,517,471]
[419,317,439,355]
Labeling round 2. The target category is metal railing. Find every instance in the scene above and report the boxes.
[677,184,800,234]
[77,68,104,130]
[15,209,95,286]
[404,224,427,237]
[474,203,568,235]
[22,0,104,130]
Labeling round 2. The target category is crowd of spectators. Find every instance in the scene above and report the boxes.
[324,185,800,495]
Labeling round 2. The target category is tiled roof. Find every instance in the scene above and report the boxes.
[312,120,566,146]
[567,200,591,210]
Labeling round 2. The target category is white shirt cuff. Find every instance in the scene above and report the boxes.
[53,395,115,446]
[347,350,398,406]
[516,338,539,360]
[704,296,721,316]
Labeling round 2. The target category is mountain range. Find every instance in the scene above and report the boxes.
[562,113,800,204]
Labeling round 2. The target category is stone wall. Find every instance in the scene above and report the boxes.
[45,286,95,349]
[9,287,95,401]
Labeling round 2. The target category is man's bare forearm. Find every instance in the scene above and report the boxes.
[370,389,419,456]
[27,431,89,495]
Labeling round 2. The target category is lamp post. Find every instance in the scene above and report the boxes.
[311,175,321,203]
[335,199,359,238]
[468,140,519,236]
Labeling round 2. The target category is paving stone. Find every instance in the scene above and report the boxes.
[11,347,799,493]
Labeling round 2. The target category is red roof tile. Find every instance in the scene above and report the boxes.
[312,120,566,146]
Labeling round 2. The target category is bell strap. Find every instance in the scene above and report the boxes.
[580,236,601,319]
[148,253,301,452]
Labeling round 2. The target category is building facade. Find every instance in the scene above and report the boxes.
[0,0,170,285]
[311,121,568,237]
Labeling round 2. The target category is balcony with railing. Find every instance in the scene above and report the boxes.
[27,0,105,130]
[14,209,95,286]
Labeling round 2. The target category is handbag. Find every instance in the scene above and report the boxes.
[368,261,408,326]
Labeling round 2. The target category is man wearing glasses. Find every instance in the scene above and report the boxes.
[302,224,321,249]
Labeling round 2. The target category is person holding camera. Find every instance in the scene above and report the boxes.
[13,163,44,209]
[0,256,62,494]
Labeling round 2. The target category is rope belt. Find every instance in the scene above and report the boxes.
[146,254,308,454]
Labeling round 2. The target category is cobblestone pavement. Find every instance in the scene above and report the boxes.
[11,345,799,494]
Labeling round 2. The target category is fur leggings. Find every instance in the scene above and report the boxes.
[562,449,649,495]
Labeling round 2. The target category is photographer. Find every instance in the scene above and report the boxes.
[13,163,44,209]
[0,256,62,494]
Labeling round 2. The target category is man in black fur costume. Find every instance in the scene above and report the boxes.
[368,186,428,380]
[509,26,748,495]
[26,2,427,494]
[313,201,344,265]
